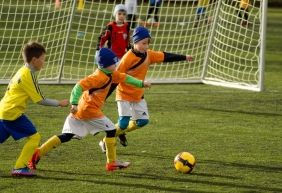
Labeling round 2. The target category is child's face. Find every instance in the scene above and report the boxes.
[134,38,150,53]
[115,11,126,23]
[31,54,45,71]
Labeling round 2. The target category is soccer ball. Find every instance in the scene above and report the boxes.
[174,152,196,174]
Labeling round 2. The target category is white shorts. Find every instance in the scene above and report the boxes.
[117,99,149,120]
[62,114,115,138]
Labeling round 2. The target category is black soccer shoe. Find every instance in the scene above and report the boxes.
[118,134,128,147]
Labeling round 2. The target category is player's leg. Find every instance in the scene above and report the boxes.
[0,121,10,144]
[127,14,137,29]
[126,99,150,132]
[115,101,132,146]
[3,115,40,176]
[88,117,130,171]
[28,114,86,169]
[241,8,249,27]
[117,99,149,147]
[28,133,74,169]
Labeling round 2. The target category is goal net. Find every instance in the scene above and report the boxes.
[0,0,267,91]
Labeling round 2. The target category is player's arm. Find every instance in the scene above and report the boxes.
[23,71,68,107]
[37,98,68,107]
[97,24,112,50]
[163,52,193,62]
[70,83,85,106]
[69,83,83,113]
[113,71,151,88]
[70,75,100,113]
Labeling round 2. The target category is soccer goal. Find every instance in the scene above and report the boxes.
[0,0,267,91]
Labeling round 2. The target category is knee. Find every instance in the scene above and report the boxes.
[106,129,116,138]
[118,116,130,130]
[136,119,149,127]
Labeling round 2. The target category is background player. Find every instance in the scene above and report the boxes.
[96,4,130,59]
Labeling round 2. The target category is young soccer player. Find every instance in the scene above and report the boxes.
[98,26,193,152]
[96,4,130,59]
[145,0,162,27]
[0,41,69,177]
[238,0,250,27]
[28,48,151,171]
[194,0,210,28]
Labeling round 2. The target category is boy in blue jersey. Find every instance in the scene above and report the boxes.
[0,41,69,177]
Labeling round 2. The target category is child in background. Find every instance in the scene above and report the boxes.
[99,26,193,152]
[125,0,138,30]
[145,0,162,27]
[194,0,210,28]
[0,41,69,176]
[238,0,250,27]
[97,4,130,59]
[28,48,151,172]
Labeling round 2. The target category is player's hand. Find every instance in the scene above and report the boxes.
[59,99,69,107]
[186,55,193,62]
[143,81,151,88]
[70,105,78,114]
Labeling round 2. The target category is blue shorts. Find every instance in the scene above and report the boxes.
[0,114,37,143]
[196,7,206,15]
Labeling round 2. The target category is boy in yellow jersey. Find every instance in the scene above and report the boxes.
[238,0,250,27]
[98,26,193,152]
[0,41,69,177]
[194,0,210,28]
[28,48,151,171]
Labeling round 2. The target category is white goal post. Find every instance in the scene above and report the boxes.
[0,0,267,91]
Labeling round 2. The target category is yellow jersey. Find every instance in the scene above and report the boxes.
[198,0,209,7]
[0,65,44,120]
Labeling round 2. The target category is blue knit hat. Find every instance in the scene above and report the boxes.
[132,26,151,43]
[95,48,119,68]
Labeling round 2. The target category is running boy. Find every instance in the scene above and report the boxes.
[0,41,69,176]
[28,48,151,171]
[238,0,250,27]
[99,26,193,151]
[97,4,130,59]
[145,0,162,27]
[194,0,210,28]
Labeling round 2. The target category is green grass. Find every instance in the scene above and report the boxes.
[0,6,282,193]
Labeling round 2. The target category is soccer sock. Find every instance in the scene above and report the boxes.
[14,133,41,169]
[104,137,116,163]
[38,135,61,157]
[124,120,139,133]
[115,123,125,137]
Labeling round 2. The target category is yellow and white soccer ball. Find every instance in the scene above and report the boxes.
[174,152,196,174]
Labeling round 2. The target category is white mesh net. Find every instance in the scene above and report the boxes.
[0,0,266,91]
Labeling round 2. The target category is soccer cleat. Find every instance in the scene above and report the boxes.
[11,167,36,177]
[98,140,106,153]
[106,160,131,171]
[28,148,40,170]
[118,134,128,147]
